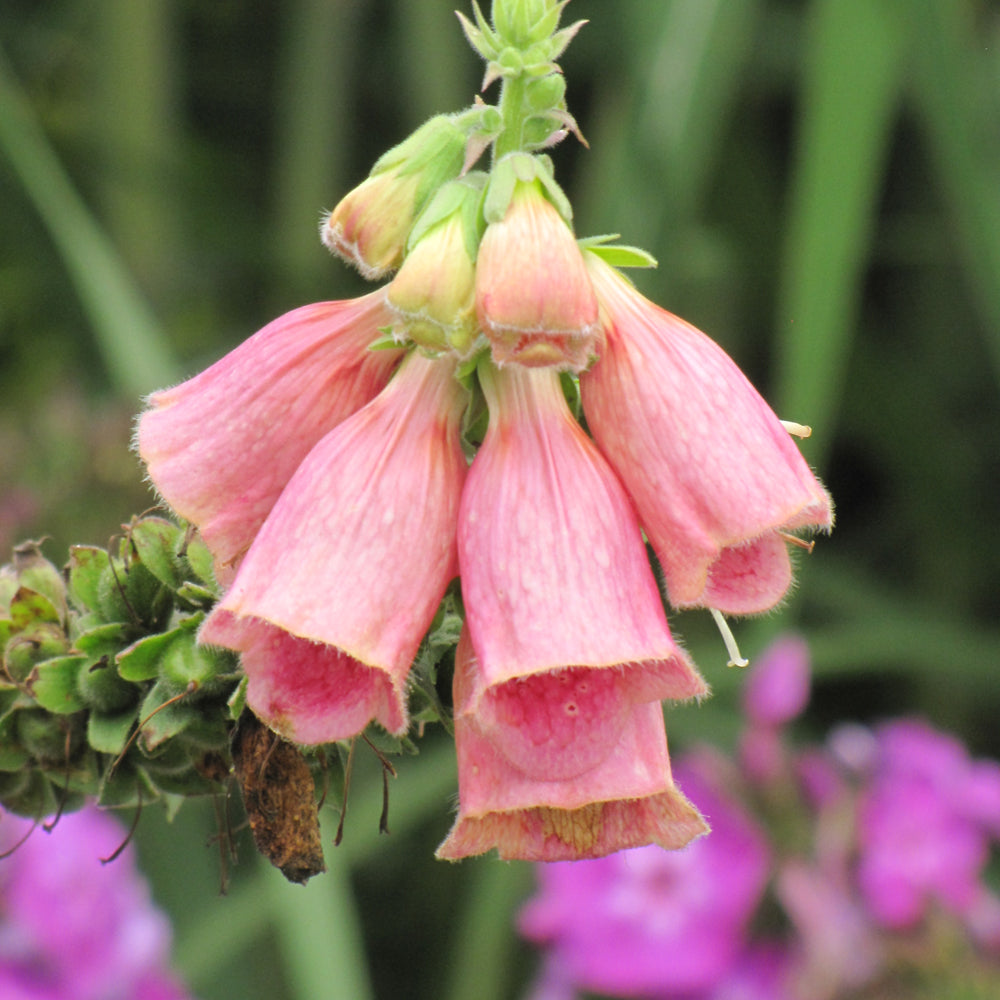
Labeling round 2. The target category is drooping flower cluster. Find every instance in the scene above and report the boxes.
[136,0,832,862]
[0,805,193,1000]
[519,636,1000,999]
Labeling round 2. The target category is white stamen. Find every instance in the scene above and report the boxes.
[781,420,812,439]
[709,609,749,668]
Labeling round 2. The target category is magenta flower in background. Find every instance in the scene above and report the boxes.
[518,634,1000,998]
[739,634,811,786]
[856,718,1000,935]
[518,751,771,997]
[0,806,192,1000]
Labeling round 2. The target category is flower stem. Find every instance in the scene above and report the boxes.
[493,71,528,162]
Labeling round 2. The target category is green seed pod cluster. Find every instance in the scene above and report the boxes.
[0,520,243,820]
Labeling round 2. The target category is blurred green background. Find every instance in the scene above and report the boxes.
[1,1,999,998]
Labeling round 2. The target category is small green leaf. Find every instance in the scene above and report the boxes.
[137,680,195,750]
[179,530,217,590]
[227,675,248,721]
[160,630,225,693]
[174,582,218,607]
[73,621,132,657]
[88,707,138,755]
[31,655,87,714]
[129,516,183,589]
[116,613,203,682]
[97,758,158,808]
[67,546,110,613]
[9,587,61,629]
[580,242,658,269]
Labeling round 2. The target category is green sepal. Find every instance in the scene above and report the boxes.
[457,2,500,63]
[88,707,139,755]
[1,770,62,818]
[174,582,217,608]
[0,686,25,723]
[96,757,159,809]
[178,530,218,591]
[15,707,85,763]
[117,612,204,682]
[137,680,195,751]
[66,545,110,613]
[560,370,582,420]
[159,630,236,697]
[73,621,132,658]
[146,766,221,798]
[227,675,248,721]
[368,327,406,352]
[0,711,30,770]
[9,587,61,630]
[77,657,139,714]
[4,622,70,683]
[31,655,88,714]
[406,173,486,258]
[580,237,658,269]
[128,516,183,590]
[11,544,67,623]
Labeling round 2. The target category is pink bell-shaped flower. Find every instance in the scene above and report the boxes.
[436,631,708,861]
[580,254,833,614]
[137,292,403,581]
[199,351,468,742]
[458,362,707,714]
[475,175,598,370]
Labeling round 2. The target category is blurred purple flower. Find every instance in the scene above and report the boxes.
[857,718,1000,936]
[519,751,770,998]
[0,806,193,1000]
[742,635,810,729]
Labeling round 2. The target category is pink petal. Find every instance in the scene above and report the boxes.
[436,631,708,861]
[202,612,405,741]
[458,364,706,712]
[580,254,833,614]
[137,293,402,581]
[476,181,598,370]
[200,352,468,740]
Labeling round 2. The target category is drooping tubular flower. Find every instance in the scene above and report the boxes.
[476,155,598,370]
[137,292,403,582]
[438,361,708,859]
[580,252,834,614]
[458,362,707,711]
[435,630,708,862]
[199,351,468,742]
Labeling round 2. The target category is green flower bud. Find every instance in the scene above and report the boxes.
[77,657,139,714]
[3,623,69,683]
[387,176,485,356]
[322,115,467,279]
[15,707,85,765]
[11,541,67,623]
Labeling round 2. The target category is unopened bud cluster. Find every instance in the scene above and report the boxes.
[0,526,241,818]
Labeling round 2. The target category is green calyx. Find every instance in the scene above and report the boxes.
[0,518,242,818]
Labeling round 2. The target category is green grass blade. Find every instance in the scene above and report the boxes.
[443,860,534,1000]
[266,850,374,1000]
[270,0,364,295]
[0,46,179,396]
[906,0,1000,383]
[774,0,907,468]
